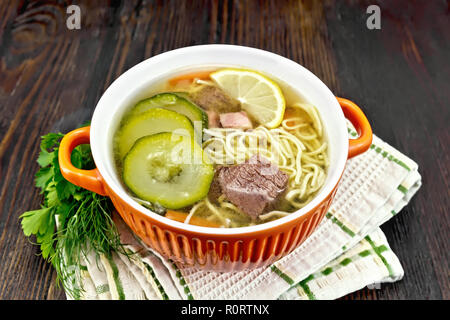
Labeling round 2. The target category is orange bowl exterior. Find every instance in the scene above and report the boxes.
[105,180,339,271]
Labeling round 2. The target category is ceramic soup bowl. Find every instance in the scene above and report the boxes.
[59,45,372,271]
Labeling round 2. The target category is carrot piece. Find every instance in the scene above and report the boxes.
[281,108,296,126]
[283,107,308,127]
[283,107,297,119]
[165,210,221,228]
[168,70,215,86]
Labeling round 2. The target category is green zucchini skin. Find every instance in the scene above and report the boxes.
[122,132,214,209]
[131,92,208,133]
[115,107,194,161]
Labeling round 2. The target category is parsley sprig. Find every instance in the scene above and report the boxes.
[20,130,126,294]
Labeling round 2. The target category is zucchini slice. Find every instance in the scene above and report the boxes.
[123,132,214,209]
[131,92,208,132]
[115,107,194,161]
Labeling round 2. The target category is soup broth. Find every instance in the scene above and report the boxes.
[113,68,328,228]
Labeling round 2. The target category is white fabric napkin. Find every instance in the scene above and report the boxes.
[64,129,421,300]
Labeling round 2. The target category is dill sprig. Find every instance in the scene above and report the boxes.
[20,129,128,296]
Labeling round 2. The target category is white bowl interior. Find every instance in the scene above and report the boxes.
[91,45,348,235]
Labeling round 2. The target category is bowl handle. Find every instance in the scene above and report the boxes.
[337,97,373,158]
[58,126,108,196]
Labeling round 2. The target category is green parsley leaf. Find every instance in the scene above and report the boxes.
[37,150,55,167]
[40,133,63,152]
[45,187,60,207]
[35,167,53,191]
[21,130,128,296]
[20,207,53,237]
[55,179,77,201]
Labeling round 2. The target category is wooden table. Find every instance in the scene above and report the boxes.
[0,0,448,300]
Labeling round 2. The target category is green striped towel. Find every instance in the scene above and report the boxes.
[64,129,421,300]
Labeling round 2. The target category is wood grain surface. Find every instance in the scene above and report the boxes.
[0,0,448,300]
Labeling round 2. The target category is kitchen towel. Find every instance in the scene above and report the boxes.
[64,128,421,300]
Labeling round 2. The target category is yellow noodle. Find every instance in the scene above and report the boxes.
[184,201,205,224]
[198,103,328,227]
[259,211,291,220]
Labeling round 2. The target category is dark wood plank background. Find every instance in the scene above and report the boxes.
[0,0,448,300]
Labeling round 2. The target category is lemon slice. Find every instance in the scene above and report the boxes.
[210,68,286,128]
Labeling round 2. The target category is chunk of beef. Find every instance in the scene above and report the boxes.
[189,85,241,113]
[211,156,288,219]
[206,110,221,128]
[208,166,223,204]
[219,111,253,129]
